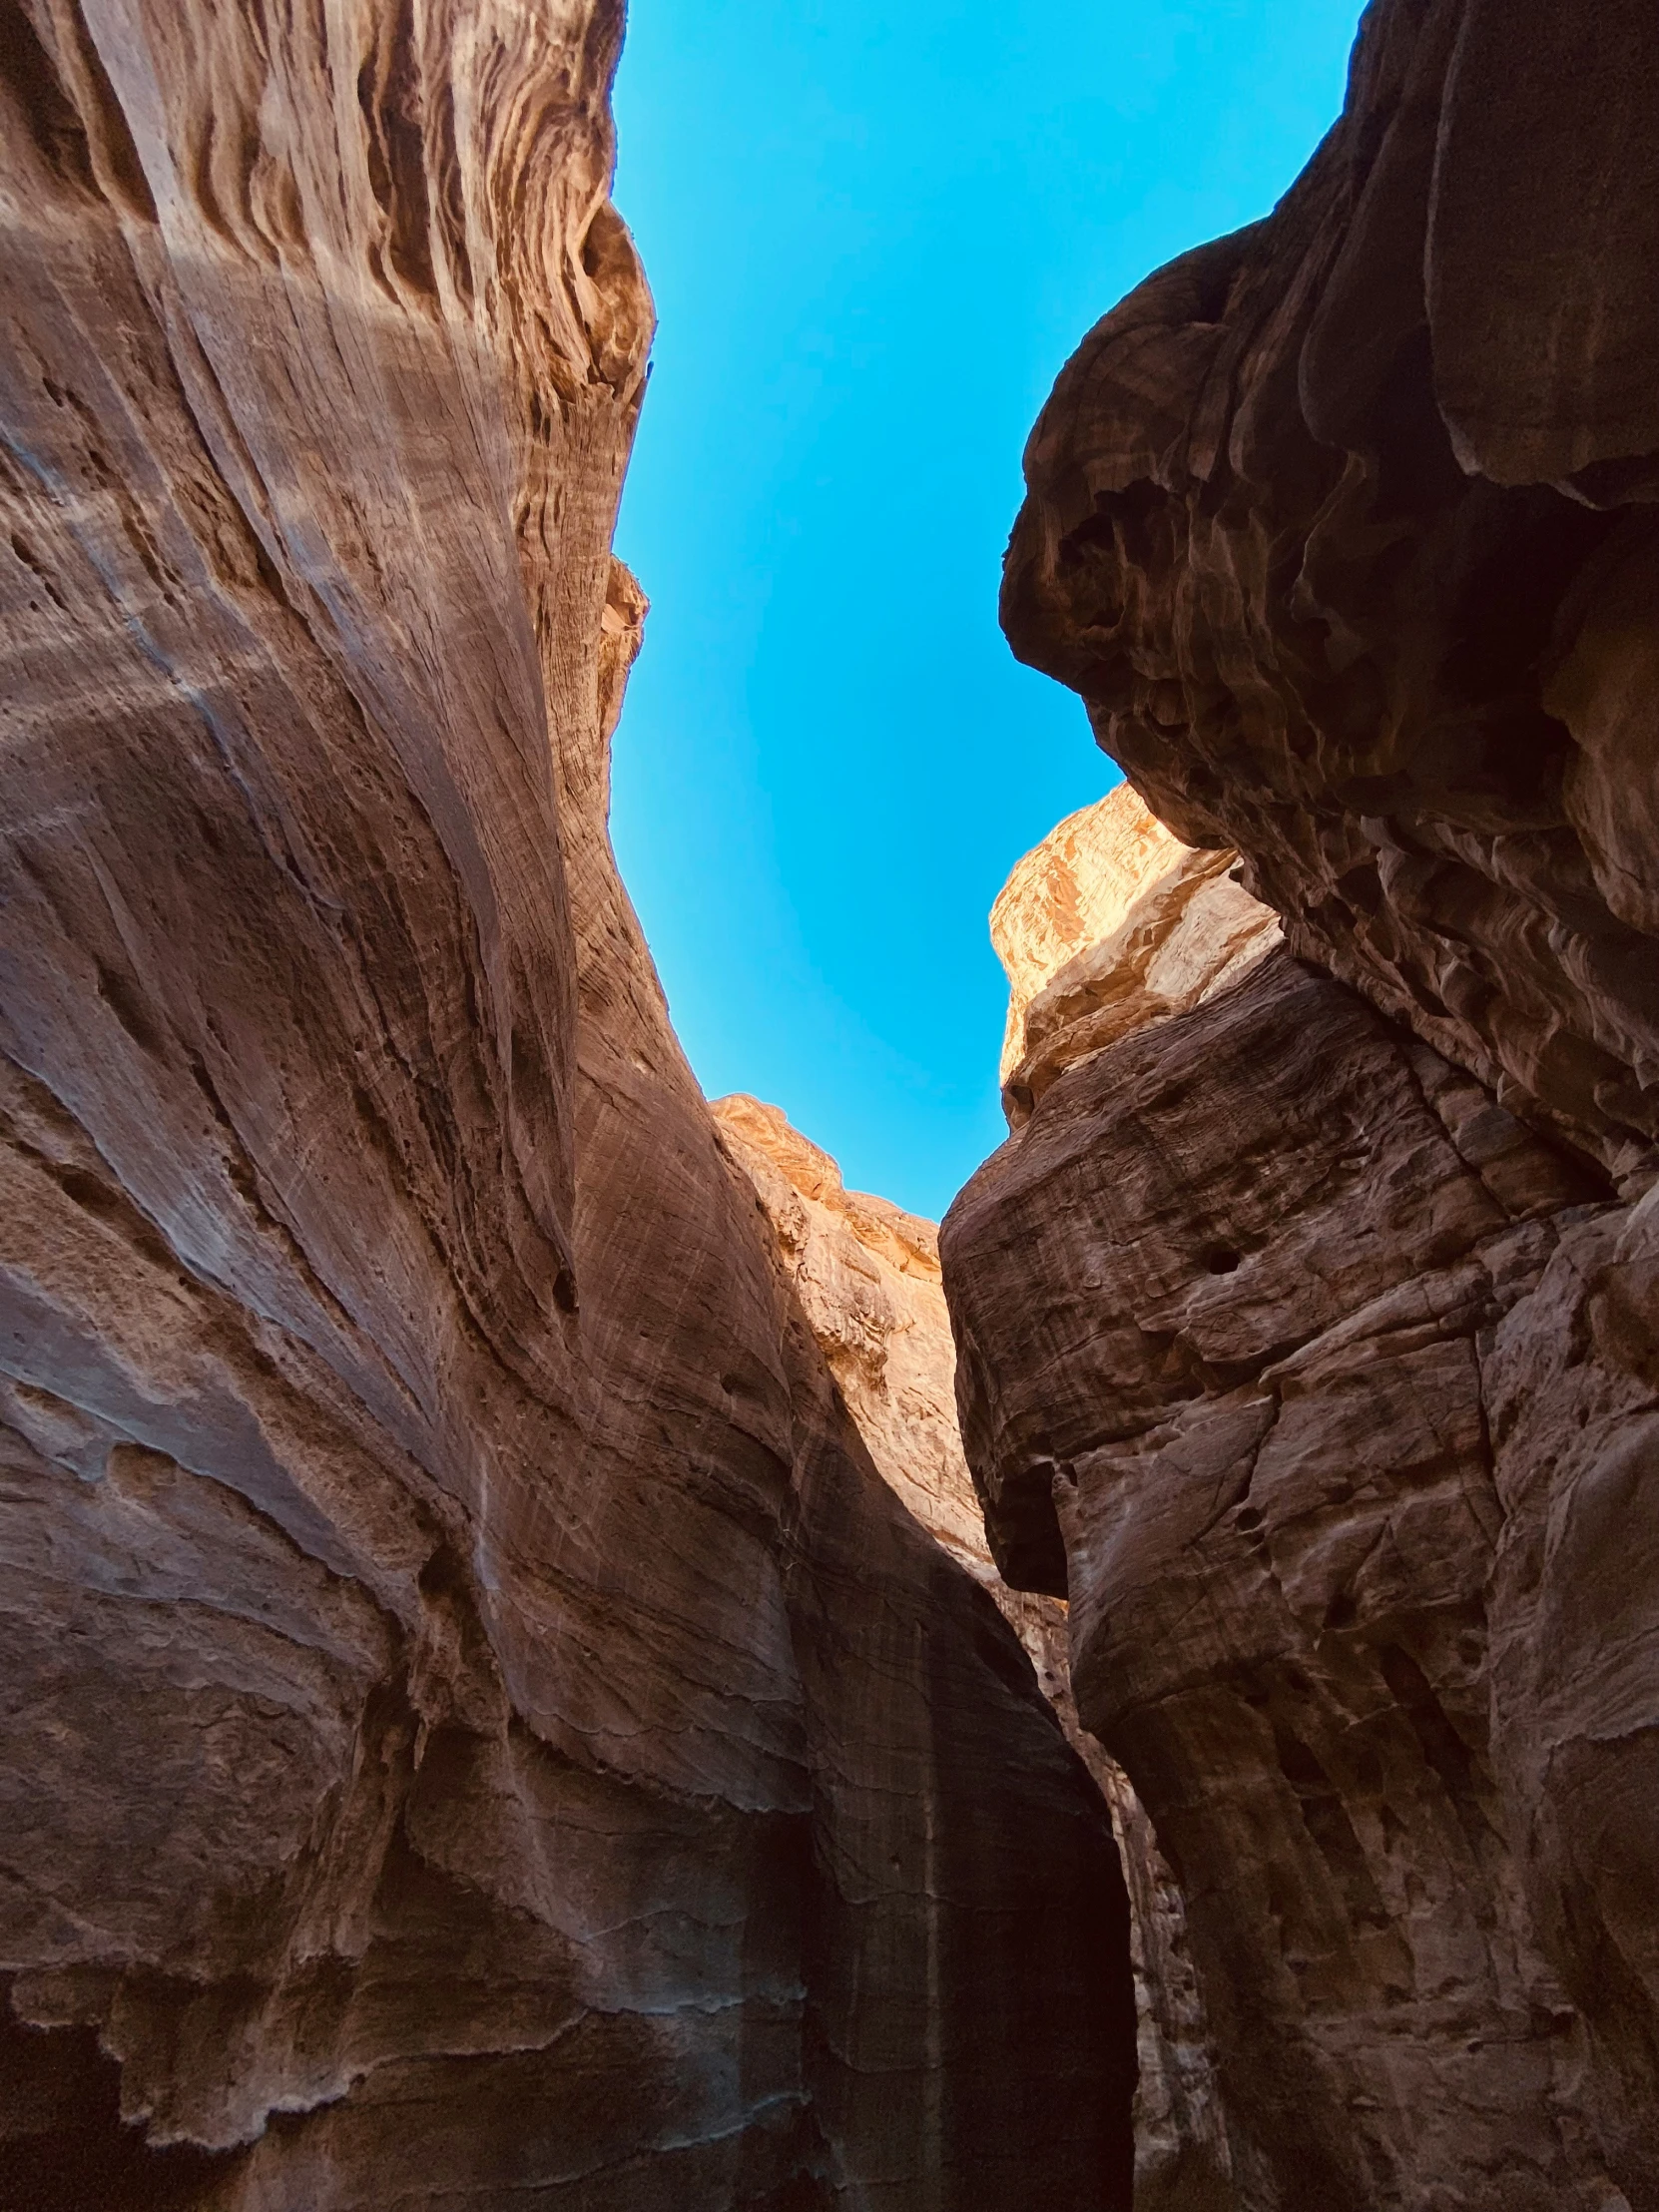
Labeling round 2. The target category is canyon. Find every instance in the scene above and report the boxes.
[711,1084,1233,2212]
[3,0,1658,2205]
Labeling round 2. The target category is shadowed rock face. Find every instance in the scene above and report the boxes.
[1003,0,1659,1184]
[945,2,1659,2203]
[0,4,1134,2204]
[946,950,1659,2207]
[713,1094,1226,2212]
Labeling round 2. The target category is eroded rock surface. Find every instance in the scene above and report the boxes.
[993,787,1190,1082]
[993,787,1278,1126]
[1003,0,1659,1184]
[711,1095,987,1578]
[716,1094,1227,2212]
[947,949,1659,2206]
[0,4,1133,2204]
[948,5,1659,2202]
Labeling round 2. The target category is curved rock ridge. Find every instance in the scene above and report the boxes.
[993,788,1279,1127]
[1003,0,1659,1185]
[714,1095,1227,2212]
[0,4,1133,2204]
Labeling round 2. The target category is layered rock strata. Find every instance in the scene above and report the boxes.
[715,1095,1230,2212]
[947,2,1659,2205]
[992,787,1279,1126]
[0,4,1134,2204]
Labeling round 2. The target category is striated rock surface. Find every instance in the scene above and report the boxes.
[716,1095,1227,2212]
[946,948,1654,2207]
[1003,0,1659,1185]
[992,787,1278,1127]
[0,3,1134,2205]
[949,4,1659,2204]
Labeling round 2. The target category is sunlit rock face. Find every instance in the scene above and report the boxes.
[715,1094,1220,2212]
[1003,0,1659,1187]
[947,2,1659,2205]
[992,787,1279,1127]
[711,1095,989,1577]
[992,788,1191,1085]
[0,4,1133,2203]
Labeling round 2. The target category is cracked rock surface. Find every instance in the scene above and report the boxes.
[0,2,1134,2203]
[945,948,1652,2206]
[992,785,1279,1129]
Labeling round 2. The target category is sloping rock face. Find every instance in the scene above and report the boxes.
[947,4,1659,2207]
[710,1095,988,1578]
[714,1096,1223,2212]
[992,787,1278,1126]
[1003,0,1659,1186]
[0,5,1133,2205]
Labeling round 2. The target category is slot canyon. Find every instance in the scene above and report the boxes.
[1,1,1656,2208]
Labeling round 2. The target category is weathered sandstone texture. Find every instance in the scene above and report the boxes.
[948,949,1653,2207]
[710,1096,987,1579]
[716,1096,1229,2212]
[1003,0,1659,1185]
[992,788,1190,1082]
[0,4,1134,2205]
[948,3,1659,2205]
[992,787,1278,1126]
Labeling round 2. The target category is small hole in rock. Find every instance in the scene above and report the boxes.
[1201,1243,1242,1275]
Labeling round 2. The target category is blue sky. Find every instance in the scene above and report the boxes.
[609,0,1365,1219]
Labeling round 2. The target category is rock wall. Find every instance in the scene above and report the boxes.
[946,2,1659,2207]
[947,948,1652,2208]
[992,788,1190,1083]
[714,1094,1227,2212]
[1003,0,1659,1186]
[0,4,1134,2204]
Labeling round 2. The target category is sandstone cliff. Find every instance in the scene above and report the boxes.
[0,4,1134,2204]
[1002,0,1659,1190]
[945,3,1659,2207]
[992,787,1279,1126]
[713,1093,1231,2212]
